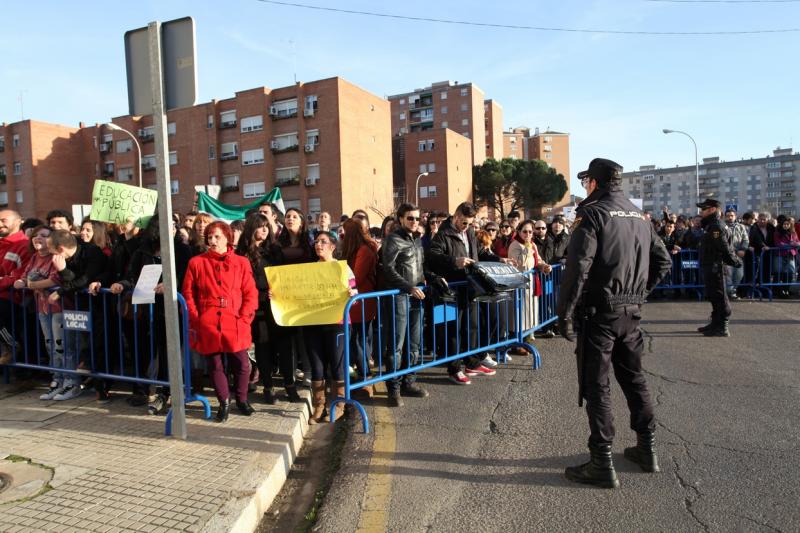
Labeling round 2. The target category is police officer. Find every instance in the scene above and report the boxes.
[696,198,742,337]
[556,159,672,489]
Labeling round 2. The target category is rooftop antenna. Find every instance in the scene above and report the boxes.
[18,90,27,121]
[289,38,297,84]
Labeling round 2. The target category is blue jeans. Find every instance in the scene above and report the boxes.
[386,294,422,393]
[38,312,79,387]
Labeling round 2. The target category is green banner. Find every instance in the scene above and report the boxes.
[89,180,158,228]
[196,188,284,221]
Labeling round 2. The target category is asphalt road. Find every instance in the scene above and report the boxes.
[314,299,800,533]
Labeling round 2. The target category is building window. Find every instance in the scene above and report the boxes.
[270,98,298,118]
[440,92,447,100]
[460,88,468,96]
[13,162,22,175]
[545,153,553,159]
[0,192,7,205]
[304,95,318,116]
[399,112,406,121]
[462,119,469,126]
[220,142,238,160]
[765,162,781,169]
[420,185,438,198]
[243,181,266,199]
[460,103,468,112]
[15,191,23,204]
[209,145,216,160]
[441,106,448,114]
[0,136,4,150]
[544,136,552,142]
[242,148,265,166]
[307,164,320,185]
[418,141,426,152]
[306,129,320,146]
[116,139,133,153]
[12,134,20,148]
[441,121,448,128]
[142,154,156,170]
[220,110,237,127]
[171,180,179,195]
[275,167,300,186]
[463,132,470,138]
[167,122,176,136]
[241,115,264,133]
[118,167,134,182]
[308,197,321,217]
[168,151,177,166]
[222,175,239,192]
[427,139,435,151]
[271,133,299,151]
[428,163,436,173]
[399,98,405,105]
[419,164,427,174]
[207,114,214,128]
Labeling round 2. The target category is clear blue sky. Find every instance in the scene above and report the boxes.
[2,0,798,194]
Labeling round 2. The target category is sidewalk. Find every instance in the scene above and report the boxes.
[0,380,310,532]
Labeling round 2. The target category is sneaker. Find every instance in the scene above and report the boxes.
[295,369,305,381]
[482,355,498,368]
[465,365,496,377]
[53,384,82,401]
[448,371,471,385]
[147,394,166,415]
[40,382,63,401]
[96,389,112,404]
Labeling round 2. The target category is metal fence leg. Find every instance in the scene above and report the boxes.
[329,398,369,433]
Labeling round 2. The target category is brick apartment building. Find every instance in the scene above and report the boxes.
[483,99,504,160]
[1,76,393,222]
[106,76,393,218]
[0,120,100,219]
[392,129,473,213]
[502,127,571,209]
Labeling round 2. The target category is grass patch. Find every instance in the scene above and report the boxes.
[0,455,55,504]
[298,421,349,532]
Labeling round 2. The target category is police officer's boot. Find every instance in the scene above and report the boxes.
[565,443,620,489]
[702,319,730,337]
[624,431,660,473]
[697,318,714,333]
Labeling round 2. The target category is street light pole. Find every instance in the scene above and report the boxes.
[105,123,143,187]
[663,128,699,212]
[414,171,429,205]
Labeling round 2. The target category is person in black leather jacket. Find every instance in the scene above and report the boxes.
[381,203,441,406]
[555,159,672,490]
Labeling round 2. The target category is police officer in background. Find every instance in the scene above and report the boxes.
[696,198,742,337]
[556,159,672,489]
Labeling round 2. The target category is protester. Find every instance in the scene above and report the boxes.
[508,220,552,346]
[548,215,570,263]
[79,220,113,256]
[724,209,749,299]
[46,209,73,231]
[772,217,799,297]
[189,213,214,255]
[532,220,553,264]
[183,221,258,422]
[0,210,33,365]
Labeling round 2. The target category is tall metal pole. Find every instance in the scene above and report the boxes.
[149,21,186,439]
[663,129,700,212]
[414,172,429,205]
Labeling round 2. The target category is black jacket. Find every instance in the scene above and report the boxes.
[110,233,143,283]
[700,213,741,271]
[382,228,426,293]
[556,188,672,318]
[748,223,774,253]
[534,236,553,264]
[58,241,110,295]
[426,218,498,281]
[548,231,570,262]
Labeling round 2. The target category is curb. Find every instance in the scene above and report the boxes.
[201,394,311,533]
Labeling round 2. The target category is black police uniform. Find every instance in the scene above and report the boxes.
[556,158,672,488]
[697,201,742,336]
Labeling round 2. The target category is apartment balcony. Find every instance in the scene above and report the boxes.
[99,142,111,154]
[143,161,156,171]
[219,152,239,161]
[219,120,237,129]
[269,109,298,121]
[270,144,299,154]
[408,99,433,110]
[221,183,240,193]
[138,131,155,143]
[275,176,300,187]
[102,168,114,178]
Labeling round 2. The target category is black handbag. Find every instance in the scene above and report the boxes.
[466,262,529,302]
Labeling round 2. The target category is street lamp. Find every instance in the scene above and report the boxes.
[105,123,142,187]
[415,171,430,205]
[663,128,699,212]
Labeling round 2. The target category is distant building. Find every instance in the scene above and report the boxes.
[501,127,571,211]
[0,120,99,219]
[392,129,473,214]
[621,147,799,217]
[483,99,504,160]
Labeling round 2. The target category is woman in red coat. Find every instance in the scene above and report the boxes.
[182,221,258,422]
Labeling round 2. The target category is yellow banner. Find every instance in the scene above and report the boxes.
[265,260,352,326]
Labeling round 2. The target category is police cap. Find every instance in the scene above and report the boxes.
[585,158,623,186]
[696,198,721,210]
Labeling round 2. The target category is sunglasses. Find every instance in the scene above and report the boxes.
[520,229,534,234]
[500,225,510,229]
[534,227,547,230]
[405,216,421,222]
[487,228,498,232]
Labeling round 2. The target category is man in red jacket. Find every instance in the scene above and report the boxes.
[0,210,33,364]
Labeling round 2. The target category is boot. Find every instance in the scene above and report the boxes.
[215,399,230,423]
[309,380,326,424]
[564,443,620,489]
[285,385,303,403]
[624,431,660,473]
[387,389,404,407]
[696,319,714,333]
[702,319,730,337]
[352,383,374,400]
[329,381,345,422]
[236,400,255,416]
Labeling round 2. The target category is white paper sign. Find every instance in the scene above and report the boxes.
[132,264,163,305]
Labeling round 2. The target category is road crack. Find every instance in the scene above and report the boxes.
[740,514,784,533]
[672,455,708,532]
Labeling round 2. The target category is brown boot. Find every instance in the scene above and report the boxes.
[352,383,374,400]
[309,380,326,425]
[329,381,346,422]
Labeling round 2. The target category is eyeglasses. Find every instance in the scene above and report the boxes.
[534,227,547,230]
[314,240,333,246]
[500,225,510,229]
[405,216,421,222]
[487,228,498,233]
[520,229,533,234]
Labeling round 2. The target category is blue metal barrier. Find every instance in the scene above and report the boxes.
[0,288,211,435]
[755,246,800,300]
[331,264,563,433]
[653,249,704,299]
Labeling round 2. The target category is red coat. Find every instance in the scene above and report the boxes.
[0,230,32,299]
[182,248,258,355]
[348,244,378,323]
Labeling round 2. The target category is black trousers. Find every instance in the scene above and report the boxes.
[578,306,655,446]
[704,267,730,323]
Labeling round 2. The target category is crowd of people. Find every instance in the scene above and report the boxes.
[0,201,572,422]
